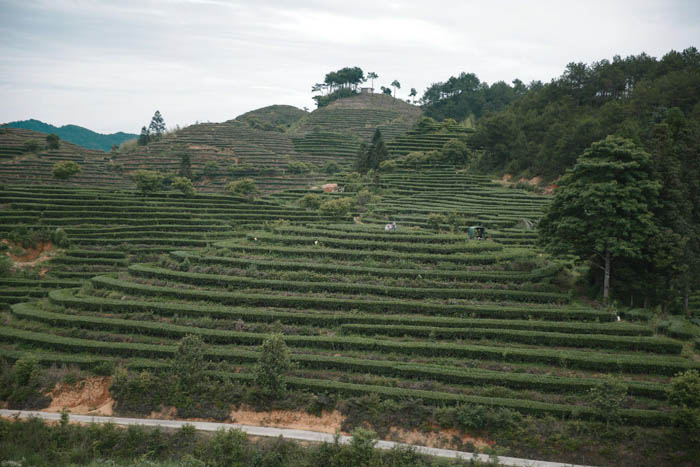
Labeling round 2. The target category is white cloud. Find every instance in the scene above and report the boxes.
[0,0,698,133]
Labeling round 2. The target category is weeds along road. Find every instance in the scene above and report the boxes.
[0,409,591,467]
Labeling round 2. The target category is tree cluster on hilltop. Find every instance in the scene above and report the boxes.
[312,66,366,108]
[420,72,530,122]
[312,67,406,107]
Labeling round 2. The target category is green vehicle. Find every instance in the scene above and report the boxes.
[468,225,486,240]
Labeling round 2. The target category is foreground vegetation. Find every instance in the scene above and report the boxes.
[0,416,485,467]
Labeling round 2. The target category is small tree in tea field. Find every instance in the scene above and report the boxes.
[254,334,293,398]
[587,375,628,426]
[173,334,208,392]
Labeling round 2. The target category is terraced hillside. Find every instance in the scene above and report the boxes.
[3,224,694,428]
[0,97,426,194]
[0,185,343,309]
[2,163,697,437]
[315,164,543,246]
[0,128,125,187]
[289,93,423,167]
[114,96,424,193]
[386,118,472,156]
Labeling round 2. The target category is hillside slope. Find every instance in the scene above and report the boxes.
[115,95,423,193]
[0,127,126,187]
[0,97,424,193]
[2,119,137,152]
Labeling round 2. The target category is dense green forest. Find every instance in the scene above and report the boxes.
[464,48,700,177]
[1,119,137,152]
[420,72,530,122]
[419,48,700,310]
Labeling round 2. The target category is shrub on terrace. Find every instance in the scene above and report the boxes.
[667,369,700,444]
[0,255,11,277]
[178,153,193,179]
[427,213,447,231]
[226,178,259,199]
[287,161,316,174]
[172,176,196,197]
[173,334,208,392]
[441,138,472,165]
[400,150,440,168]
[378,159,397,172]
[319,197,353,217]
[7,225,50,249]
[50,228,70,248]
[132,170,165,195]
[322,161,341,174]
[202,161,221,177]
[587,375,628,426]
[0,354,50,410]
[353,189,379,211]
[52,161,81,180]
[298,193,323,210]
[22,139,41,153]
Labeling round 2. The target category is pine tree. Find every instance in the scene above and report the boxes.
[369,128,389,169]
[355,129,389,174]
[137,126,149,146]
[148,110,166,140]
[178,152,192,179]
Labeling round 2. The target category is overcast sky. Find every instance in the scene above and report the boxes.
[1,0,698,134]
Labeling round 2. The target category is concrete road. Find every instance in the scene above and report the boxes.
[0,409,592,467]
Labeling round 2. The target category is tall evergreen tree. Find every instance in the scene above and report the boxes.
[148,110,166,140]
[355,129,389,173]
[137,126,149,146]
[538,136,660,301]
[178,152,193,179]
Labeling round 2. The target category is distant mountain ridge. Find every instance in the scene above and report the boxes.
[1,119,137,152]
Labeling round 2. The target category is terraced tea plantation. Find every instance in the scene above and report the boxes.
[2,162,697,432]
[0,185,344,308]
[0,96,426,194]
[114,94,425,192]
[0,128,124,187]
